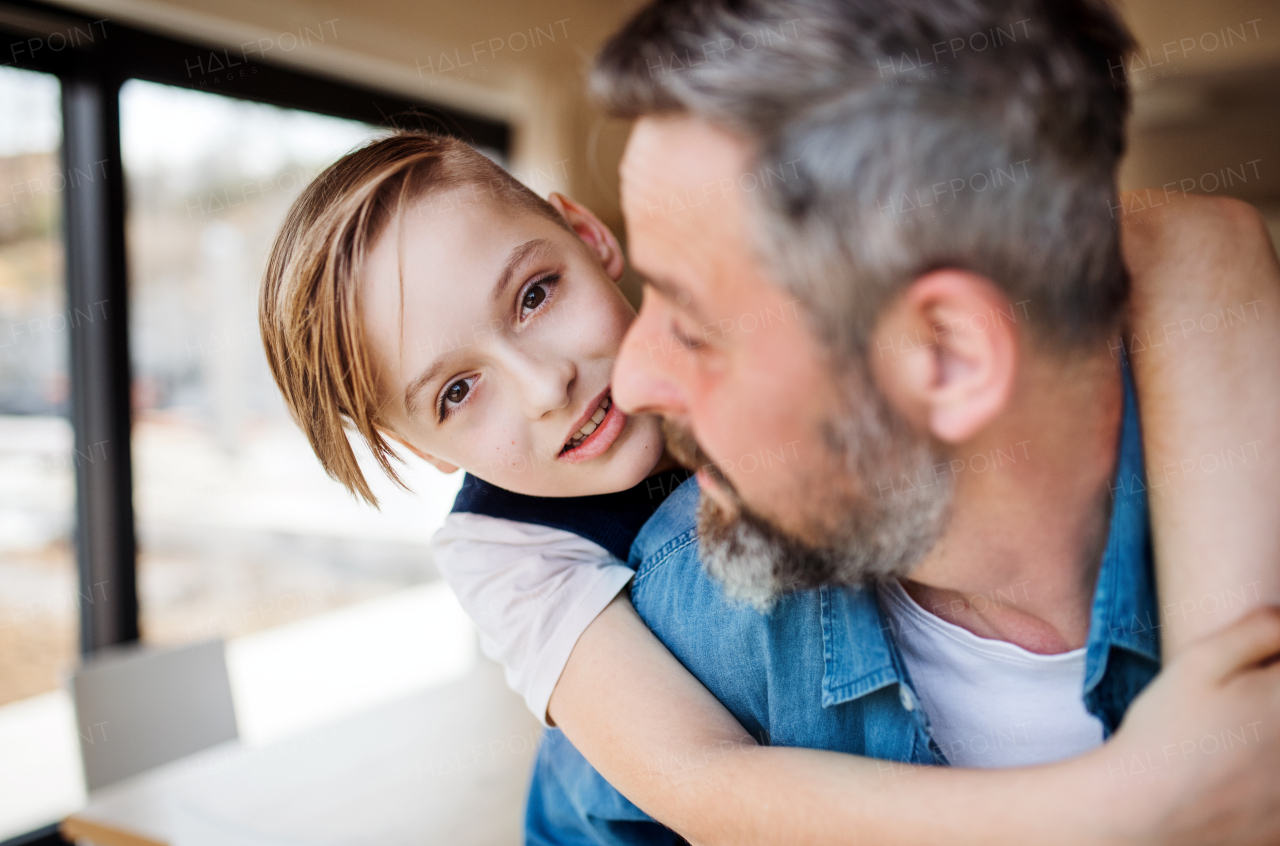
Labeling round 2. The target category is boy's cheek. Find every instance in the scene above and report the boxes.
[571,282,638,353]
[462,436,551,486]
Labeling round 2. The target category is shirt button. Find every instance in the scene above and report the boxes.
[899,687,916,712]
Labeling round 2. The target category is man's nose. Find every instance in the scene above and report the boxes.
[614,291,687,418]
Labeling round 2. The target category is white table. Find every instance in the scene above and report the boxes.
[62,661,541,846]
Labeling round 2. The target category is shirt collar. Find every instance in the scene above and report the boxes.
[819,584,902,707]
[1084,361,1161,691]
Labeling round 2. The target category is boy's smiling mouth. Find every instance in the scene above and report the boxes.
[559,389,626,463]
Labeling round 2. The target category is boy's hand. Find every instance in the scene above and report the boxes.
[1089,607,1280,846]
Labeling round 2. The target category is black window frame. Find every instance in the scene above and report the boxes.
[0,6,508,839]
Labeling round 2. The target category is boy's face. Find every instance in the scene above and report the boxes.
[361,186,665,497]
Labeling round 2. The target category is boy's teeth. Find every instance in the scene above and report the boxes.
[565,395,612,451]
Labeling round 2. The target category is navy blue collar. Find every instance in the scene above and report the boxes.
[450,469,692,562]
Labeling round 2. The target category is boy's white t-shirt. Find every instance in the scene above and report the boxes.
[433,510,1108,764]
[877,579,1104,767]
[431,511,634,724]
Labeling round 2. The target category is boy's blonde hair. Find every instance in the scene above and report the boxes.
[260,132,566,506]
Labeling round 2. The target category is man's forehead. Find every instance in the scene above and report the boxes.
[619,116,795,328]
[620,115,754,205]
[622,116,754,273]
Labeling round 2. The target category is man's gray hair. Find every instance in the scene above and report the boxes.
[592,0,1136,357]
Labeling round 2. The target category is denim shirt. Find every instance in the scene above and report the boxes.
[525,369,1160,846]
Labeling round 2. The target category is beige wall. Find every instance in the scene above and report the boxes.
[49,0,1280,245]
[1116,0,1280,241]
[50,0,645,235]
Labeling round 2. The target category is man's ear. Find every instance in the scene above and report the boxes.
[868,270,1018,444]
[379,427,459,475]
[546,192,625,282]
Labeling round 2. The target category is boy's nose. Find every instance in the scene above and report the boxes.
[614,291,688,419]
[516,354,575,420]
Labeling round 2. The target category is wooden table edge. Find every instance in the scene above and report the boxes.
[60,815,169,846]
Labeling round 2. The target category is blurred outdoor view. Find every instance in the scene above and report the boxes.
[0,75,468,710]
[0,66,74,708]
[122,81,464,650]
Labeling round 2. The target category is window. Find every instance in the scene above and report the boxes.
[121,80,464,648]
[0,66,75,709]
[0,62,87,842]
[0,5,508,840]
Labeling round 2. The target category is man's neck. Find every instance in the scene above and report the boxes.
[904,352,1124,654]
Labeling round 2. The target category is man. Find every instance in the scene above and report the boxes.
[531,0,1280,843]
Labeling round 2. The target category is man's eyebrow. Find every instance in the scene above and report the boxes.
[642,273,706,321]
[493,238,554,304]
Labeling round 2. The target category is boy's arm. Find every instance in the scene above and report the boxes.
[1121,194,1280,655]
[552,593,1280,846]
[549,198,1280,845]
[431,512,636,722]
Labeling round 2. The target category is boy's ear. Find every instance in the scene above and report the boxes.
[380,428,459,475]
[546,192,625,282]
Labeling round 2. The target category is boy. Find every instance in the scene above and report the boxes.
[261,132,1280,845]
[262,132,683,724]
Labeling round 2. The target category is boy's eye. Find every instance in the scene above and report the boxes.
[438,375,478,421]
[445,380,469,404]
[518,273,559,319]
[522,285,547,312]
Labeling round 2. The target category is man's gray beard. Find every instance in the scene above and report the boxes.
[664,377,954,612]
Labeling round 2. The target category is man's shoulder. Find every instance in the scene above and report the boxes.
[628,475,701,569]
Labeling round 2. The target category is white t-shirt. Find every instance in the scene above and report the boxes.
[877,579,1104,767]
[430,512,634,724]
